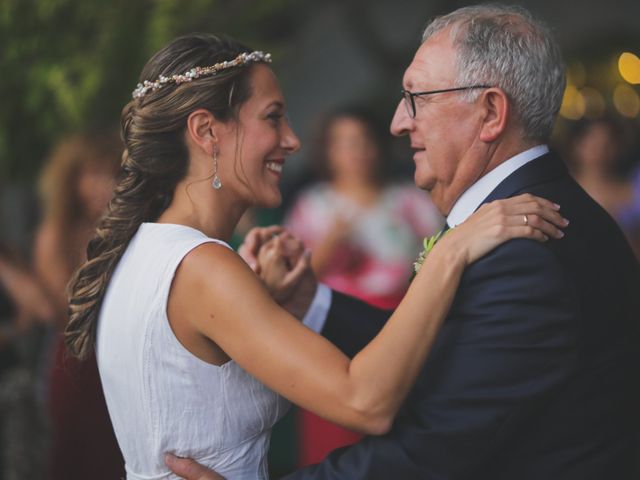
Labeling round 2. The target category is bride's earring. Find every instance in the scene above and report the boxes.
[212,145,222,190]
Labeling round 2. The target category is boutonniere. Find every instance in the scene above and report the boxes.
[413,228,450,273]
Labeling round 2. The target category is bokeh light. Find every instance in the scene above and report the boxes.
[560,85,586,120]
[618,52,640,84]
[613,83,640,117]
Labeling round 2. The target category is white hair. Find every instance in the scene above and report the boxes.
[422,4,566,142]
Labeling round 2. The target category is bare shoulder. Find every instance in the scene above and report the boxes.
[169,240,277,348]
[175,241,265,302]
[180,241,251,280]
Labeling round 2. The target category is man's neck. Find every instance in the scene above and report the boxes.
[481,139,539,182]
[446,144,549,227]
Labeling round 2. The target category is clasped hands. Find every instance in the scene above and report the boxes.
[238,225,317,319]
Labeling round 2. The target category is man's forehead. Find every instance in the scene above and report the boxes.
[402,39,455,89]
[403,51,431,89]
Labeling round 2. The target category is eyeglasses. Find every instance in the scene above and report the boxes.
[401,85,492,118]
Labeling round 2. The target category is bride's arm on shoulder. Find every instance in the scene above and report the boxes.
[173,242,395,434]
[174,194,567,435]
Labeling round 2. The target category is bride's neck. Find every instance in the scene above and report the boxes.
[156,180,247,242]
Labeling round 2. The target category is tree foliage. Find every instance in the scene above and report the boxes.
[0,0,298,180]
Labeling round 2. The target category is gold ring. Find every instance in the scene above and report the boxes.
[523,214,529,225]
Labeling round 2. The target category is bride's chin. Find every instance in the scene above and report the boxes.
[255,190,282,209]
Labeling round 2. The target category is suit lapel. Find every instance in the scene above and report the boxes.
[481,152,568,206]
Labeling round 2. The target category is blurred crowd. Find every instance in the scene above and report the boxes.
[0,131,123,479]
[0,108,639,478]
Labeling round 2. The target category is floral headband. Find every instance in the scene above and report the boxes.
[132,50,272,99]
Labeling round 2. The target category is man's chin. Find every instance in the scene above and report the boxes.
[415,181,446,214]
[413,173,435,192]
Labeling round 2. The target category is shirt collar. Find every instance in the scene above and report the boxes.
[446,145,549,228]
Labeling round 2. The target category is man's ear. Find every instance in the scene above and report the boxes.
[478,88,509,143]
[186,109,218,155]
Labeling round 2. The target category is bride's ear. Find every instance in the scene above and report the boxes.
[186,109,219,156]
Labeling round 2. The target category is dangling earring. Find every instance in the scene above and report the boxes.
[212,145,222,190]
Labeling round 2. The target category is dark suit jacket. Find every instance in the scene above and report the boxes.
[284,153,640,480]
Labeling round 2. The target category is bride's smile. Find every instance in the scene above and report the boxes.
[217,64,299,209]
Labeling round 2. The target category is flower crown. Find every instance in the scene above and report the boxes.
[132,50,272,99]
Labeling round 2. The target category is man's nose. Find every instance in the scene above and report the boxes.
[390,100,411,137]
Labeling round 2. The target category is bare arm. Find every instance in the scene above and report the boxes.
[170,194,566,434]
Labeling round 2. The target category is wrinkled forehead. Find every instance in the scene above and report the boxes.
[402,29,458,90]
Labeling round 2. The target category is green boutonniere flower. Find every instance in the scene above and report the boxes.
[413,228,450,273]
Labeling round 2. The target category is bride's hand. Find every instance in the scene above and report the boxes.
[435,194,568,266]
[257,233,311,304]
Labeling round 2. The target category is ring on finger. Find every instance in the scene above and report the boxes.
[523,214,529,225]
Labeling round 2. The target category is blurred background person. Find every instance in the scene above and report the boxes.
[566,117,640,258]
[567,117,633,217]
[33,131,124,480]
[284,107,443,466]
[286,107,443,308]
[0,242,54,479]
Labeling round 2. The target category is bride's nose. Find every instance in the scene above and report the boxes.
[281,120,301,154]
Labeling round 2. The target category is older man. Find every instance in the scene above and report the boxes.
[169,5,640,479]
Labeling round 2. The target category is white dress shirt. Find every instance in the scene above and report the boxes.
[302,145,549,333]
[302,282,333,333]
[446,144,549,227]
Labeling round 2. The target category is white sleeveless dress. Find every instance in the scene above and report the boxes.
[96,223,290,479]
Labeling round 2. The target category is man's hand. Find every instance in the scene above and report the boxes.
[165,454,224,480]
[258,235,312,304]
[238,226,319,319]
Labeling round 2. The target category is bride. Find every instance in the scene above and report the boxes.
[65,33,566,479]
